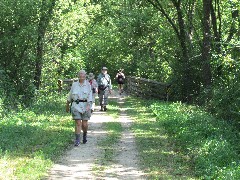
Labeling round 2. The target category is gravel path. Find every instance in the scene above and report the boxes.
[46,91,146,179]
[103,95,146,179]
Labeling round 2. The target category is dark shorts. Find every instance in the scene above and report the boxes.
[118,80,124,84]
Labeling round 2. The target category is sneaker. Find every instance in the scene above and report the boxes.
[74,140,80,146]
[100,106,104,111]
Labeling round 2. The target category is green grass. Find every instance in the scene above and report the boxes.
[124,97,196,179]
[151,101,240,179]
[105,100,119,119]
[0,92,73,179]
[3,90,239,179]
[124,96,240,179]
[93,121,122,176]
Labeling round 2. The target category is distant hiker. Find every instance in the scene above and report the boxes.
[66,70,92,146]
[97,67,112,111]
[115,69,125,95]
[88,72,98,113]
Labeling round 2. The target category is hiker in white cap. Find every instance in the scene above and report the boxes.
[88,73,98,113]
[97,67,112,111]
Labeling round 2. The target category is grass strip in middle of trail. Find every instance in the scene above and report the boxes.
[93,99,123,175]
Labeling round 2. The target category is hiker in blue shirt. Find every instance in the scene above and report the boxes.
[97,67,112,111]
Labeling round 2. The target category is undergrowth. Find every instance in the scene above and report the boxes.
[125,96,240,179]
[0,92,73,179]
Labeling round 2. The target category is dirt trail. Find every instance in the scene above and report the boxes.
[46,90,146,179]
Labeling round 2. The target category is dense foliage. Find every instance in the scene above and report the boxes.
[0,0,239,178]
[0,0,239,119]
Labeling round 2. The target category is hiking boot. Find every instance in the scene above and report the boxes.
[103,106,107,111]
[74,140,80,146]
[83,134,87,144]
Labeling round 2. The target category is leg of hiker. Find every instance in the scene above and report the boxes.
[118,84,121,94]
[103,90,109,111]
[91,93,96,113]
[75,119,82,146]
[82,120,88,144]
[98,90,104,111]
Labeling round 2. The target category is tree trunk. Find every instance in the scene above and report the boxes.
[34,0,56,89]
[202,0,212,88]
[172,0,192,102]
[147,0,193,102]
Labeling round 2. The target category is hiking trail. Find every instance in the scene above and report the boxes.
[46,90,146,180]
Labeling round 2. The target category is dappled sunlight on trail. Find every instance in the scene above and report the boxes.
[47,90,146,179]
[101,91,146,179]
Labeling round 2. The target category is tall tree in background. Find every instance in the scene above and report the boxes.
[146,0,195,102]
[34,0,57,89]
[202,0,212,88]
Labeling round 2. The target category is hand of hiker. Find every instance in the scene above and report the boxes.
[109,89,112,94]
[66,102,70,113]
[86,104,90,111]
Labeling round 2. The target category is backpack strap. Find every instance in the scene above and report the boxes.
[103,75,110,85]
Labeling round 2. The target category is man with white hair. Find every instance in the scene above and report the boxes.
[66,70,92,146]
[97,67,112,111]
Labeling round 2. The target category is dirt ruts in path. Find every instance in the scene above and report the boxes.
[47,111,114,179]
[103,94,146,179]
[46,91,146,179]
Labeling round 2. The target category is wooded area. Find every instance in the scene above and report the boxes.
[0,0,240,179]
[0,0,239,119]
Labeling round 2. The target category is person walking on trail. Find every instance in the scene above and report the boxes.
[97,67,112,111]
[66,70,92,146]
[88,73,98,113]
[115,69,125,95]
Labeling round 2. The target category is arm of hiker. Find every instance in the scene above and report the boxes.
[66,83,73,113]
[86,83,92,111]
[109,77,112,94]
[66,101,70,113]
[94,79,98,93]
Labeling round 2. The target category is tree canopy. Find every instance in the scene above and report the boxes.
[0,0,239,119]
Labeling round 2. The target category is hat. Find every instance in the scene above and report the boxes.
[102,67,108,70]
[88,73,95,79]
